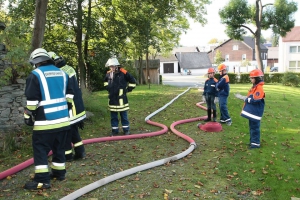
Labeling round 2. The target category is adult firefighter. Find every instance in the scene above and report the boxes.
[48,52,86,161]
[23,48,74,189]
[104,57,136,136]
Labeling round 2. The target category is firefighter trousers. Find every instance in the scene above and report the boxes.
[64,124,85,160]
[32,130,67,183]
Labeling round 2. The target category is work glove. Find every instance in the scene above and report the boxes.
[24,108,35,126]
[214,97,219,104]
[202,95,206,103]
[78,121,84,130]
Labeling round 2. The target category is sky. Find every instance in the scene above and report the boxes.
[179,0,300,47]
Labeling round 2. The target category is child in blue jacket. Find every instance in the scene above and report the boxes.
[203,68,218,122]
[241,69,265,149]
[216,64,232,125]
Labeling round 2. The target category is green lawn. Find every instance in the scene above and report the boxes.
[0,84,300,200]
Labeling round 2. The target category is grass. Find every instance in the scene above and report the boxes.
[1,84,300,200]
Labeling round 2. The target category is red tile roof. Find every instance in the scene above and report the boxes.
[282,26,300,42]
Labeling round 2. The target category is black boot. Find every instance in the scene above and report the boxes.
[213,110,217,122]
[204,109,211,122]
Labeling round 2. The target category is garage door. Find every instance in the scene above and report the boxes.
[163,63,174,73]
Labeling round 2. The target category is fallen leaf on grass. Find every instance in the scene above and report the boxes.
[197,181,204,186]
[165,189,173,194]
[252,190,264,196]
[153,182,159,188]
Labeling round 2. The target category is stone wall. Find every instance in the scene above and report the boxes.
[0,59,26,132]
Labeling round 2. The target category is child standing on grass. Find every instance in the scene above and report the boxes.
[241,69,265,149]
[216,63,232,126]
[203,68,218,122]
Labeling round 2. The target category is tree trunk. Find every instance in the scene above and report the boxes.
[76,0,86,89]
[146,51,149,84]
[83,0,92,89]
[139,56,145,84]
[254,0,263,71]
[30,0,48,52]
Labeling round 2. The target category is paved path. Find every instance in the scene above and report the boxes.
[162,74,207,88]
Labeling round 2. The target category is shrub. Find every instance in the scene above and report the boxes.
[282,72,300,86]
[214,73,237,84]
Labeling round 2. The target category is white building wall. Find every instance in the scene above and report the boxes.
[279,39,300,72]
[159,61,179,74]
[223,60,267,73]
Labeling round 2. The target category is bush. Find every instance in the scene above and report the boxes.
[282,72,300,86]
[239,73,250,84]
[214,73,237,84]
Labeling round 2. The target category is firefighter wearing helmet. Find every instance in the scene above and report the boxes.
[202,68,218,122]
[216,63,232,125]
[104,57,136,136]
[23,48,74,189]
[241,69,265,149]
[48,51,86,161]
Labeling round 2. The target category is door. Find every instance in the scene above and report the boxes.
[163,63,174,73]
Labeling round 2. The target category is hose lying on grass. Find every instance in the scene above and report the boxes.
[1,87,217,200]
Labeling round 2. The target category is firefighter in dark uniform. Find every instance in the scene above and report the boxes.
[103,57,136,136]
[23,48,74,189]
[48,52,86,161]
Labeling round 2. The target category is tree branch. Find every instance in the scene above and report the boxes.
[240,25,255,35]
[262,3,273,8]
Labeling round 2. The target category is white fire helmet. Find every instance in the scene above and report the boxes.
[48,51,60,61]
[105,57,120,67]
[29,48,51,65]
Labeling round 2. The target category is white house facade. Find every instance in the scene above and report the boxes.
[278,26,300,72]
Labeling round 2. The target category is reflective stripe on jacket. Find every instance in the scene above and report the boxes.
[60,65,86,124]
[241,81,265,122]
[203,77,218,96]
[25,64,73,133]
[103,68,136,112]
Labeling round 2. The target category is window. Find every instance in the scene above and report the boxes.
[233,45,238,50]
[225,55,229,61]
[242,54,246,60]
[290,46,298,53]
[288,61,300,71]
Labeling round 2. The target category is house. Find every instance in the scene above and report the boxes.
[156,54,179,74]
[266,46,279,70]
[207,36,268,73]
[278,26,300,72]
[175,52,212,75]
[156,47,212,75]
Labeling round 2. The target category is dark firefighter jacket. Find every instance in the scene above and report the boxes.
[24,64,74,133]
[59,64,86,124]
[104,68,136,112]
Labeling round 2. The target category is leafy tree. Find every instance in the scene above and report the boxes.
[219,0,298,70]
[271,33,279,47]
[214,49,224,66]
[208,38,219,44]
[0,15,32,87]
[241,59,251,67]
